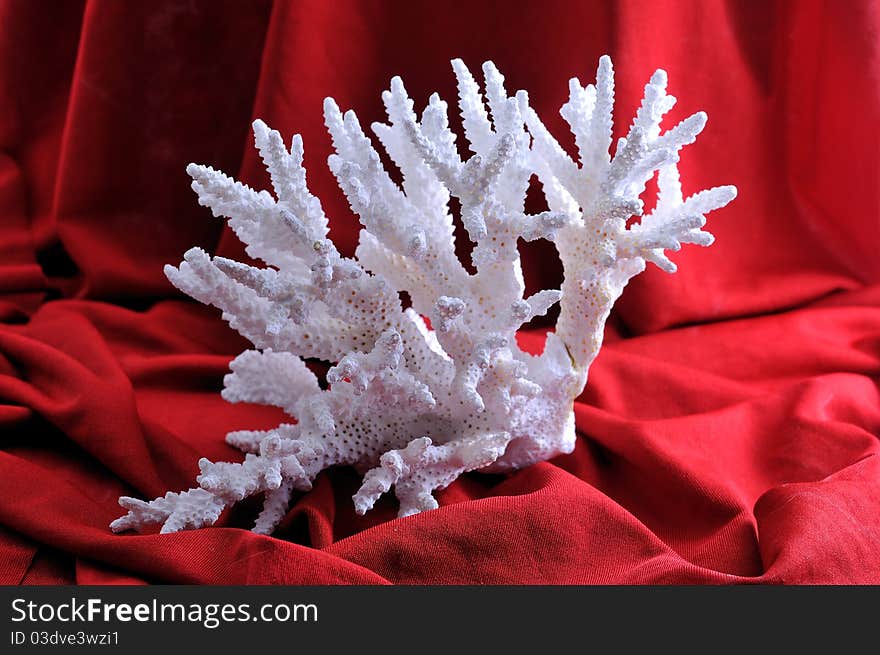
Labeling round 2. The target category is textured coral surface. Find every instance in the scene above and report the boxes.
[110,56,735,534]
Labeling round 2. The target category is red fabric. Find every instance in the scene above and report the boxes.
[1,0,878,584]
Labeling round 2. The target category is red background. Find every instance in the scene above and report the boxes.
[1,0,878,584]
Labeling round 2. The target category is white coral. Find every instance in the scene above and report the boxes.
[112,56,735,534]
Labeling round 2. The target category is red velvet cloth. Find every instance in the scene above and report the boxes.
[1,0,878,584]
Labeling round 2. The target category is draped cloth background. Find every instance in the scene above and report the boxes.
[1,0,878,584]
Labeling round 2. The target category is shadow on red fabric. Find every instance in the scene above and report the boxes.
[1,0,878,584]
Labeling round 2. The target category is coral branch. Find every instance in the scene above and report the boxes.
[354,433,512,517]
[113,56,735,534]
